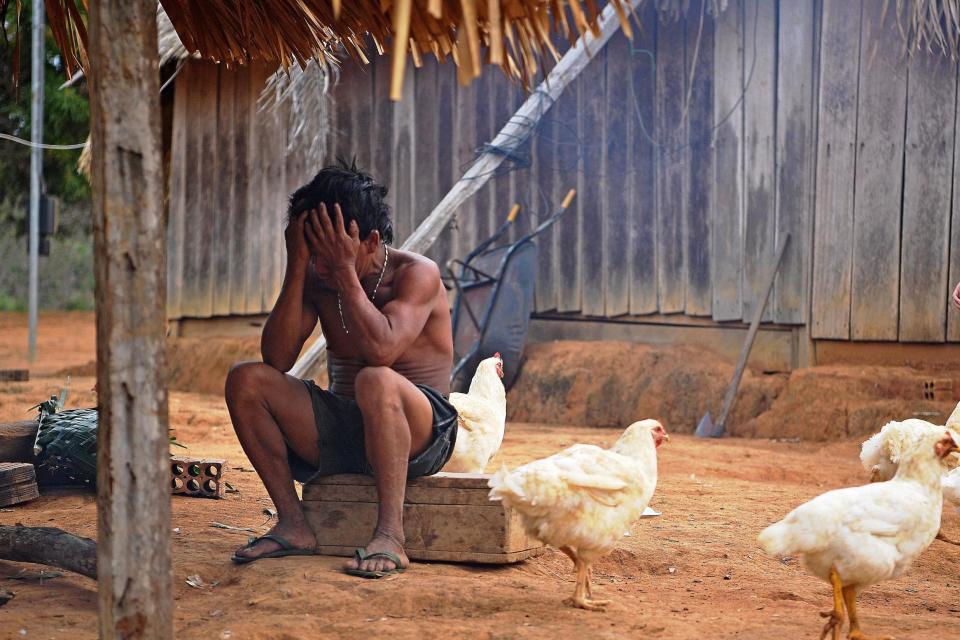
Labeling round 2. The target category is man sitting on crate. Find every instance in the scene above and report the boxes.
[225,161,457,578]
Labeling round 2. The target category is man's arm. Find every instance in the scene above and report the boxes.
[336,259,440,366]
[261,212,319,371]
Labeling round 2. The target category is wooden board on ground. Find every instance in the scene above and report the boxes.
[0,463,39,507]
[302,472,545,564]
[0,422,39,463]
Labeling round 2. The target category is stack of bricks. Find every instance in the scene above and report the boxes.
[170,456,225,498]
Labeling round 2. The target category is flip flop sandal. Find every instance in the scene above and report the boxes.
[344,548,407,578]
[231,534,315,564]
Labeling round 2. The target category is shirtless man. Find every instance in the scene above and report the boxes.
[225,162,456,577]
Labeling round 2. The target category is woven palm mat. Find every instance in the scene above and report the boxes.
[34,408,98,487]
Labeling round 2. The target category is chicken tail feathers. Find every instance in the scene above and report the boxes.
[757,520,795,557]
[487,465,524,504]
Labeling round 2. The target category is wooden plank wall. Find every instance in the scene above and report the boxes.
[811,0,960,342]
[167,2,960,345]
[167,61,306,319]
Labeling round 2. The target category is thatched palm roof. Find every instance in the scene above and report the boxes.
[47,0,647,100]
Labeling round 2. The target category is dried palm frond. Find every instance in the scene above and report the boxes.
[883,0,960,59]
[157,4,190,65]
[260,58,335,168]
[43,0,644,100]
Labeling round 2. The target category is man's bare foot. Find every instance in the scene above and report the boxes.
[233,519,316,560]
[343,529,409,574]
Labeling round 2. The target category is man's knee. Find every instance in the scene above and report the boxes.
[355,366,403,416]
[224,361,276,409]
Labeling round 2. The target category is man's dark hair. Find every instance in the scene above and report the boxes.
[288,159,394,244]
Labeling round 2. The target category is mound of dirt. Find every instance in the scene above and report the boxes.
[62,336,269,396]
[735,366,956,440]
[508,341,959,440]
[507,341,787,433]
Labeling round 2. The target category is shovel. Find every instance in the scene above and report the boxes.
[696,233,791,438]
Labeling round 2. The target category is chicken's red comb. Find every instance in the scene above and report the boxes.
[494,352,501,359]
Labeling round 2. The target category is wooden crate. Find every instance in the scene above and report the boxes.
[302,472,545,564]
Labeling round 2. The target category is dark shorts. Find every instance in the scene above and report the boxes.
[287,379,459,483]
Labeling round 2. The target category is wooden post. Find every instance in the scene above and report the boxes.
[87,1,172,638]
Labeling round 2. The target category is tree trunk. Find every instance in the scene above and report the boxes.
[0,525,97,579]
[87,1,172,638]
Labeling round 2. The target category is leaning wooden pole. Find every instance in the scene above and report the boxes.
[88,1,172,637]
[289,0,642,379]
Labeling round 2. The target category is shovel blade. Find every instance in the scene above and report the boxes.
[695,411,723,438]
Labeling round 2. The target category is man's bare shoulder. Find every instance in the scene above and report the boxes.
[390,249,442,286]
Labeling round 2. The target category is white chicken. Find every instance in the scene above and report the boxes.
[860,418,960,545]
[759,427,960,640]
[443,353,506,473]
[488,419,669,610]
[859,418,951,482]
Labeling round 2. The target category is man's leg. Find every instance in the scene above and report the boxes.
[343,366,434,574]
[225,361,321,559]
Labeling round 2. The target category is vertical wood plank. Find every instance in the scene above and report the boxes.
[946,60,960,342]
[604,32,632,317]
[556,73,582,312]
[372,57,396,237]
[774,0,816,325]
[741,0,776,323]
[165,63,188,320]
[849,2,907,340]
[492,75,515,239]
[391,65,417,244]
[343,61,374,168]
[414,63,441,260]
[579,46,607,317]
[684,0,714,317]
[268,98,289,309]
[180,62,218,317]
[335,61,358,163]
[629,2,659,315]
[473,72,496,251]
[899,51,956,342]
[655,11,687,314]
[711,0,744,321]
[244,73,267,315]
[452,73,478,263]
[949,62,960,341]
[87,0,172,633]
[212,68,235,316]
[433,61,457,271]
[811,0,862,339]
[228,68,252,315]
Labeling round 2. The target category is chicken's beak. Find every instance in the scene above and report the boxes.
[663,433,671,442]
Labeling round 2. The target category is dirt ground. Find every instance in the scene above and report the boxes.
[2,312,960,639]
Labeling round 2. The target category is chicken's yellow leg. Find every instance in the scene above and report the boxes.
[843,586,893,640]
[583,563,610,607]
[819,567,845,640]
[559,549,608,611]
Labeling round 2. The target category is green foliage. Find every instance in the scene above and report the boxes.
[0,0,94,310]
